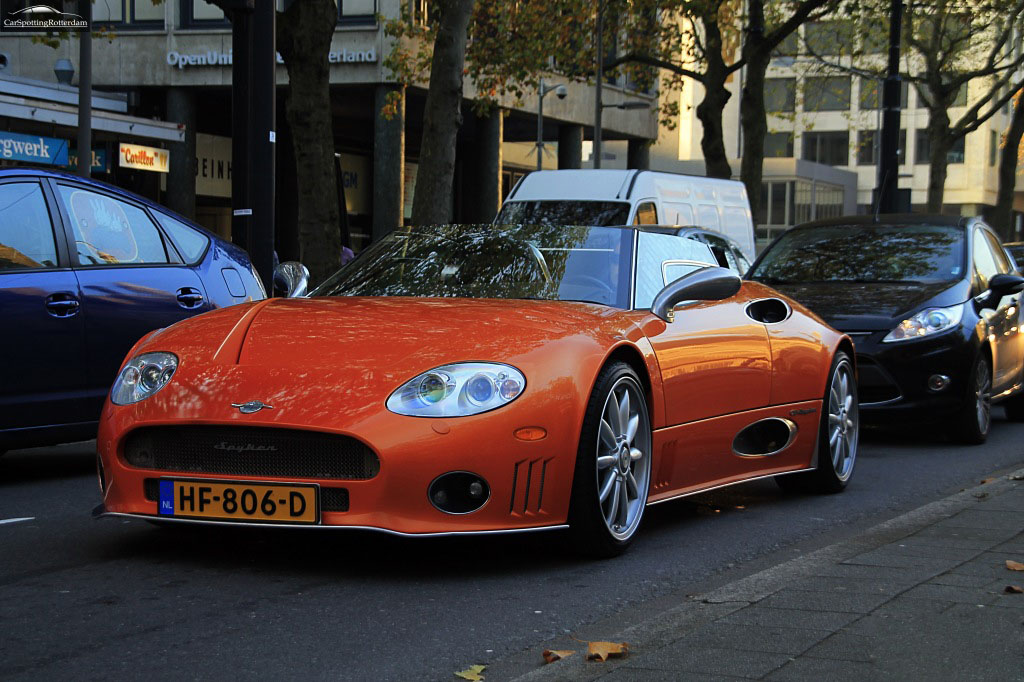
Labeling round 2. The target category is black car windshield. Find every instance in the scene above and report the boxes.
[311,224,634,309]
[496,200,631,226]
[750,223,966,284]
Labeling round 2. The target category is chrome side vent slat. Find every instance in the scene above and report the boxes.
[509,457,553,516]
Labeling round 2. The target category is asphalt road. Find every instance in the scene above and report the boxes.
[3,416,1024,681]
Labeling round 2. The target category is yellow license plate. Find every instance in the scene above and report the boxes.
[158,479,319,524]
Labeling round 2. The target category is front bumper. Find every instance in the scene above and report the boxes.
[846,325,978,422]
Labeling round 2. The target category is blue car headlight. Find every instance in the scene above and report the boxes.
[387,362,526,417]
[882,304,964,343]
[110,352,178,405]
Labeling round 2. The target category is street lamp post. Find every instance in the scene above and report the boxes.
[536,78,567,171]
[594,0,604,168]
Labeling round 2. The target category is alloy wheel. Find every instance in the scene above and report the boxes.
[827,359,858,481]
[595,377,651,541]
[975,361,992,436]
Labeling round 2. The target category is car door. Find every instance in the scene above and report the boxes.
[0,178,90,433]
[50,180,211,417]
[973,226,1024,391]
[634,230,773,426]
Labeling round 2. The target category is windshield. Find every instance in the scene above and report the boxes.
[311,224,634,308]
[496,200,631,226]
[749,223,966,284]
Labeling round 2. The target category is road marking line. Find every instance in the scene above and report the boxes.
[0,517,35,525]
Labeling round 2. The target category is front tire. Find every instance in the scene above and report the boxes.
[568,363,652,558]
[777,351,858,494]
[953,355,992,445]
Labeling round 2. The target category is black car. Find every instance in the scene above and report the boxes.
[747,214,1024,444]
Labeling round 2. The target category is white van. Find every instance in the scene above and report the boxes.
[496,169,756,259]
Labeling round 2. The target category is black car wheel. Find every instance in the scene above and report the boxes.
[777,351,858,494]
[953,355,992,444]
[568,362,652,558]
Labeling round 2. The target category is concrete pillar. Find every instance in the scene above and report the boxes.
[470,109,502,223]
[373,84,405,242]
[627,139,651,170]
[165,88,196,220]
[558,124,583,169]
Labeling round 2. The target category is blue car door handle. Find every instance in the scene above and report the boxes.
[44,293,81,318]
[176,287,205,309]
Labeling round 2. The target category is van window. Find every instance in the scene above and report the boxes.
[664,202,694,225]
[633,202,658,225]
[496,200,630,226]
[697,205,721,230]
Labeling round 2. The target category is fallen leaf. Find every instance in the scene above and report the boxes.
[1005,585,1024,594]
[586,641,630,662]
[1008,560,1024,571]
[454,664,486,681]
[981,477,995,484]
[543,650,575,664]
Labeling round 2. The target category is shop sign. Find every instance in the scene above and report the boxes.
[65,149,108,173]
[0,131,68,165]
[196,133,231,198]
[166,48,376,69]
[119,143,169,173]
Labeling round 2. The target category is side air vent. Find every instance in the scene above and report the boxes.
[509,457,553,515]
[732,418,798,458]
[745,298,792,324]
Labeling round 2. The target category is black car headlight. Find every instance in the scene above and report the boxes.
[110,352,178,405]
[386,362,525,417]
[882,304,964,343]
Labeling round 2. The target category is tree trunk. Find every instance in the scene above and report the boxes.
[411,0,476,225]
[740,48,770,225]
[277,0,341,285]
[925,110,952,213]
[695,17,732,179]
[988,91,1024,239]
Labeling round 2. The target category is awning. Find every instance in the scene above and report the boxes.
[0,93,184,143]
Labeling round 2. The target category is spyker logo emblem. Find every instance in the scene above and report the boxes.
[231,400,273,414]
[214,441,277,452]
[789,408,817,416]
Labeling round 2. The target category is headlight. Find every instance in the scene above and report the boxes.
[110,352,178,405]
[882,304,964,343]
[386,363,526,417]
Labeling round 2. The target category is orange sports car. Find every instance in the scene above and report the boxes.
[94,224,858,556]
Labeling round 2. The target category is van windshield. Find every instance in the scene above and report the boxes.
[496,200,630,226]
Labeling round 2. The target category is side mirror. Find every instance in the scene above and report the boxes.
[273,261,310,298]
[989,273,1024,296]
[651,266,741,322]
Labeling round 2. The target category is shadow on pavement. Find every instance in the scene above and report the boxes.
[0,441,96,484]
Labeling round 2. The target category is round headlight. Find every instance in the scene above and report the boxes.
[418,373,450,404]
[466,374,495,405]
[387,363,526,417]
[110,352,178,405]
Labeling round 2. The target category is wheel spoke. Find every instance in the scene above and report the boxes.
[626,472,638,499]
[604,400,621,437]
[617,390,630,438]
[605,479,621,525]
[597,455,617,470]
[617,479,629,526]
[599,471,616,503]
[829,414,842,426]
[599,419,616,449]
[625,413,639,443]
[829,426,841,447]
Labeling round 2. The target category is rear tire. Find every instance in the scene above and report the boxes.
[776,352,858,494]
[568,363,652,558]
[952,355,991,445]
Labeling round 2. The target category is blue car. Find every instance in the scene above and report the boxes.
[0,168,264,451]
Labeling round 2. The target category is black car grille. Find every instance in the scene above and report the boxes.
[124,426,380,480]
[856,356,902,404]
[142,479,351,512]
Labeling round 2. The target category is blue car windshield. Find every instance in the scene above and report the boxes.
[311,224,634,309]
[750,223,966,284]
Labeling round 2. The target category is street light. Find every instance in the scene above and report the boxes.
[53,58,74,85]
[536,78,568,171]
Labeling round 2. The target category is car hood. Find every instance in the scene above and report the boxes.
[766,280,970,331]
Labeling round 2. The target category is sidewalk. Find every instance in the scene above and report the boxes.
[505,467,1024,681]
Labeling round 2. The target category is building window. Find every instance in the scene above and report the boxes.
[858,77,909,110]
[765,78,796,113]
[773,32,799,57]
[765,132,794,158]
[915,130,966,164]
[917,82,968,108]
[183,0,228,26]
[94,0,163,26]
[857,130,906,166]
[989,130,999,167]
[802,131,850,166]
[805,76,851,111]
[340,0,377,25]
[804,21,854,57]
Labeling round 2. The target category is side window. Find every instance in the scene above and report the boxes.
[734,249,752,276]
[0,182,59,271]
[634,231,717,309]
[57,186,169,267]
[973,228,1000,291]
[664,202,694,225]
[154,212,211,265]
[703,234,739,272]
[981,229,1012,275]
[633,201,658,225]
[697,204,721,230]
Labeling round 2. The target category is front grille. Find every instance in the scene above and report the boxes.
[124,426,380,480]
[143,478,349,512]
